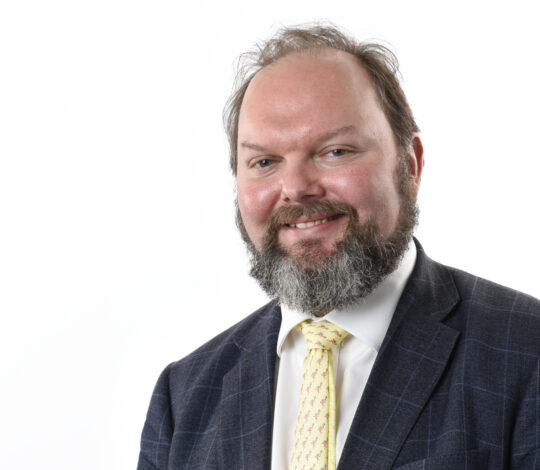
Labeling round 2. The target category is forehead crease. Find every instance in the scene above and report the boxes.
[242,123,316,153]
[245,122,356,153]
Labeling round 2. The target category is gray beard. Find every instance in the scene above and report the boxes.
[239,199,417,317]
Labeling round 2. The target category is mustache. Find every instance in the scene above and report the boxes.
[263,200,359,245]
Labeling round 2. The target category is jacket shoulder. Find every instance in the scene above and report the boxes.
[442,264,540,357]
[448,264,540,314]
[162,300,281,383]
[411,241,540,355]
[137,301,281,469]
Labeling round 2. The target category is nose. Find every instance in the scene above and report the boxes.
[280,161,325,203]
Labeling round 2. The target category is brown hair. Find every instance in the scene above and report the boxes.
[223,23,419,174]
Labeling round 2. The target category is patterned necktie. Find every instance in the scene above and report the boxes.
[289,320,349,470]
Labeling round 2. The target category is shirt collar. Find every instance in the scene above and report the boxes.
[277,240,417,356]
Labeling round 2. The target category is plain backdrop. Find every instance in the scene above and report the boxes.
[1,1,539,468]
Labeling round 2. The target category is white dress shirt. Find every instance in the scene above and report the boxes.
[270,241,417,469]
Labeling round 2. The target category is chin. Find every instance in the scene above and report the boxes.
[286,239,338,265]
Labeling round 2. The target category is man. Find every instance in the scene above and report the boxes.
[138,24,540,469]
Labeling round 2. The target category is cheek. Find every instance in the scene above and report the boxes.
[327,166,401,231]
[327,167,379,209]
[237,180,280,239]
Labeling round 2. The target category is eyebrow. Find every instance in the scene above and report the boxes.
[240,142,269,152]
[239,125,358,153]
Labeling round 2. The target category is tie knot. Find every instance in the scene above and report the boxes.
[298,320,348,350]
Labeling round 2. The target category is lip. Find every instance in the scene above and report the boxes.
[279,213,347,240]
[284,213,342,227]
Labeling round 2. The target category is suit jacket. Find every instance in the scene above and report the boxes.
[137,242,540,469]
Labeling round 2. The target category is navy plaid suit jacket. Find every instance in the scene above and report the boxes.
[138,241,540,469]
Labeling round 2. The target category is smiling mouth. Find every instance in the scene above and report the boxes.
[284,214,343,229]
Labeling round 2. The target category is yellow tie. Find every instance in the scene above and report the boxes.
[289,320,349,470]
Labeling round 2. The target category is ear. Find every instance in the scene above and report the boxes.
[407,134,424,188]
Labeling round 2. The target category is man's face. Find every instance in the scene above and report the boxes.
[236,49,422,263]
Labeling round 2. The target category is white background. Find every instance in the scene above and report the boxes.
[1,1,539,468]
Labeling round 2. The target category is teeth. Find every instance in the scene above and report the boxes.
[289,218,328,229]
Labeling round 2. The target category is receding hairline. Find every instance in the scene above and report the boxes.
[249,45,370,83]
[241,46,380,122]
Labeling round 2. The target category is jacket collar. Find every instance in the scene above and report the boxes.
[338,239,461,469]
[215,301,281,468]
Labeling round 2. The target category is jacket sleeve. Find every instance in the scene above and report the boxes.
[511,358,540,469]
[137,365,174,470]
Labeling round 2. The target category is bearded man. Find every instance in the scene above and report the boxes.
[138,24,540,470]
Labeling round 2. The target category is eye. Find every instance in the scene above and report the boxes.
[254,158,273,168]
[328,149,348,157]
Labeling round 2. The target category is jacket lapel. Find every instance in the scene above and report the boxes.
[338,242,461,469]
[215,302,281,469]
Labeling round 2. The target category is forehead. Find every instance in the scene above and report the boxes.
[251,47,371,88]
[238,49,389,148]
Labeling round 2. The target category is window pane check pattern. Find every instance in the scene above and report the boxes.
[290,320,348,470]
